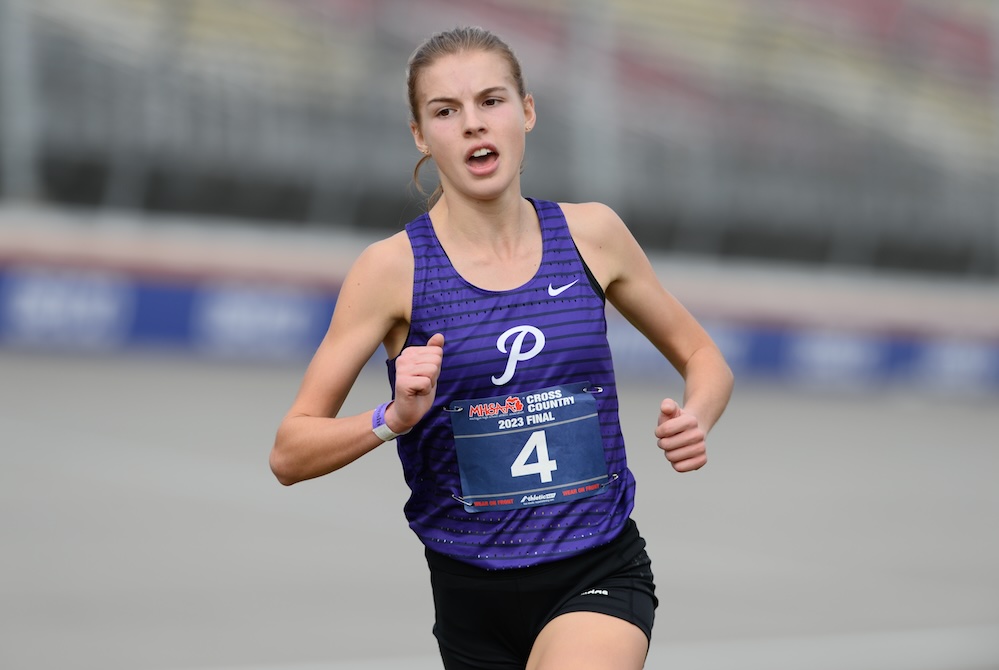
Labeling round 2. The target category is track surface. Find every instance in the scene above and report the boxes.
[2,350,997,669]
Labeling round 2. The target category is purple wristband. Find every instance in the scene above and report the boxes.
[372,402,390,430]
[372,401,409,441]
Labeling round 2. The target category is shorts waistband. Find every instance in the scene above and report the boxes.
[425,518,641,577]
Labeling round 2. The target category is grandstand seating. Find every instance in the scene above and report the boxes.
[3,0,997,275]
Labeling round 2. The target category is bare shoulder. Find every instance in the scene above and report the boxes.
[351,229,413,277]
[558,201,640,289]
[333,230,413,330]
[331,229,414,358]
[558,201,627,241]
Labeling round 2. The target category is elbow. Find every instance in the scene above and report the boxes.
[269,444,301,487]
[270,458,296,487]
[708,344,735,392]
[716,356,736,404]
[270,420,312,486]
[272,470,298,487]
[685,344,735,387]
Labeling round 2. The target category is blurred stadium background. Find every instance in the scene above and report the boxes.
[2,0,998,384]
[4,0,999,273]
[2,1,998,669]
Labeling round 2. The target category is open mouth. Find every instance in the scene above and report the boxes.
[467,146,498,166]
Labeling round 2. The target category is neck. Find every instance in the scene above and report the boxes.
[426,193,542,291]
[429,190,536,254]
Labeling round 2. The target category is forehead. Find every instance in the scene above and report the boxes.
[416,49,515,102]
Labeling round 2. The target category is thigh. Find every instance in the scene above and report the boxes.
[541,534,657,641]
[527,611,649,670]
[529,530,657,669]
[428,519,656,668]
[428,555,534,669]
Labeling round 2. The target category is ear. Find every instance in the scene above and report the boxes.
[523,94,537,132]
[411,120,429,155]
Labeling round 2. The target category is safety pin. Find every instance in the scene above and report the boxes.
[599,473,620,488]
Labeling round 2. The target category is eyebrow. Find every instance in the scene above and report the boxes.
[425,86,509,108]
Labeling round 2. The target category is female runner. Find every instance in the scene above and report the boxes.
[270,26,734,670]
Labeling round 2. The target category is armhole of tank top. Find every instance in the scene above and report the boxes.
[395,221,421,359]
[571,239,606,303]
[543,199,605,304]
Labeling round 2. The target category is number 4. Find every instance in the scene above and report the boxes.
[511,431,558,483]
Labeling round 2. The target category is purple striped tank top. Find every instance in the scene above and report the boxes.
[387,198,636,569]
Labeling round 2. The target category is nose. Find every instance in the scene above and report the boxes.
[463,109,485,136]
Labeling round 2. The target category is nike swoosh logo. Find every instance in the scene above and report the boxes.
[547,279,579,297]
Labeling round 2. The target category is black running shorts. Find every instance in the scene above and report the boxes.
[425,518,657,670]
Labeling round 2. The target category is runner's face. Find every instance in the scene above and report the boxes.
[411,50,535,202]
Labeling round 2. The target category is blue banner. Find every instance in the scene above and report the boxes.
[0,262,337,361]
[2,259,997,392]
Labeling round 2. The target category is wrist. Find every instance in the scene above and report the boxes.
[372,401,411,441]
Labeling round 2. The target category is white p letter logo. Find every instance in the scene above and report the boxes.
[491,325,546,385]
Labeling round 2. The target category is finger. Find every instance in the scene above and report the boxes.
[662,437,705,460]
[671,452,707,473]
[427,332,445,348]
[415,349,445,381]
[655,413,697,439]
[658,398,680,423]
[659,424,706,449]
[398,347,444,372]
[401,378,434,397]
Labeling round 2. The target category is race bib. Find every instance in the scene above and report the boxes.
[447,382,611,513]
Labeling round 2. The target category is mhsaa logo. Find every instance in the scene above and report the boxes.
[468,396,524,418]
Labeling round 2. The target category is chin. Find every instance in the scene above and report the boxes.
[470,177,519,201]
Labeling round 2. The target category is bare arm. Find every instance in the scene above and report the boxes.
[563,202,734,471]
[269,232,438,485]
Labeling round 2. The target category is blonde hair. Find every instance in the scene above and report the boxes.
[406,27,528,207]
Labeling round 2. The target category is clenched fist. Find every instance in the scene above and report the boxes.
[655,398,707,472]
[388,333,445,432]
